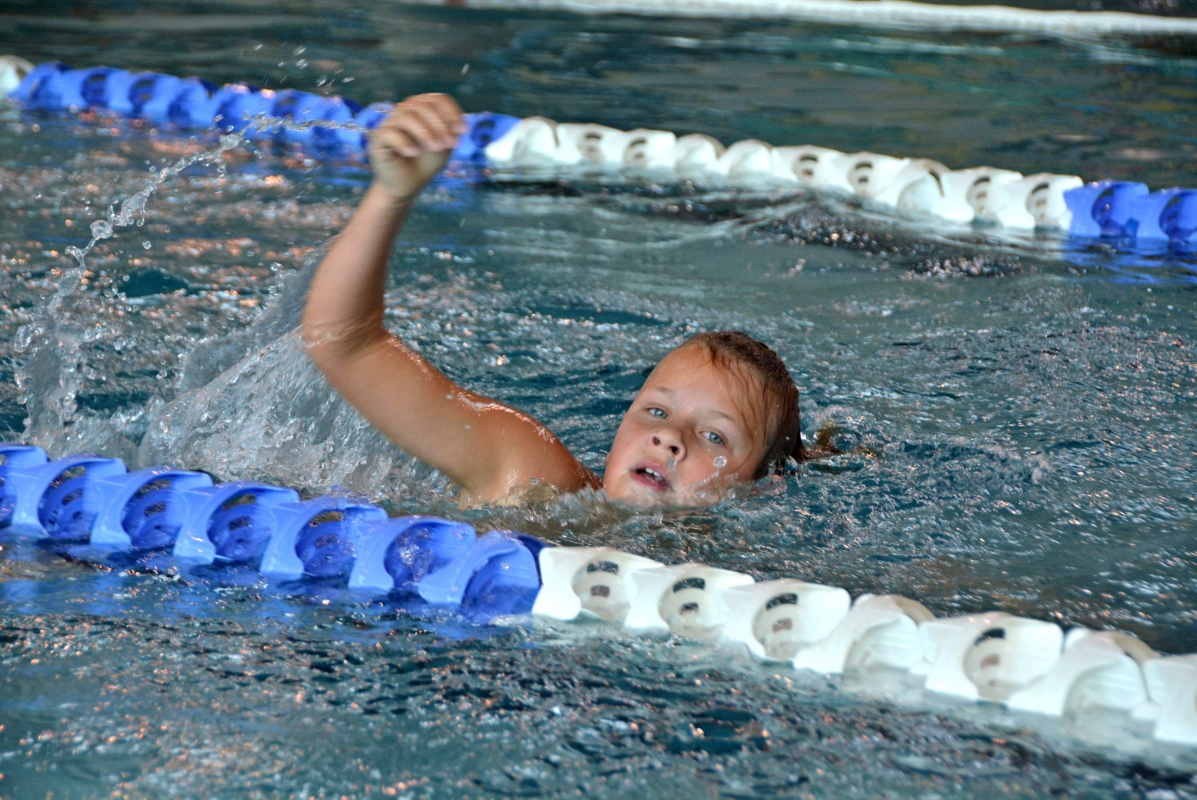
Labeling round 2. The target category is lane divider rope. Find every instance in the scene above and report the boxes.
[2,57,1195,253]
[1,442,1196,748]
[396,0,1197,36]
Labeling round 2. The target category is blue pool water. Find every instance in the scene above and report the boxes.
[2,1,1197,797]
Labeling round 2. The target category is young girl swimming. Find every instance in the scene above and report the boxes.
[301,93,807,507]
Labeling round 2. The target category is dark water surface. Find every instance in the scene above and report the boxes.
[1,1,1197,797]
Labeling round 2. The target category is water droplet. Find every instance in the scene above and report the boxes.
[294,45,306,55]
[295,59,308,69]
[713,456,728,468]
[666,458,677,470]
[142,241,152,250]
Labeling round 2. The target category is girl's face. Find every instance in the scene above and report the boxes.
[603,345,769,507]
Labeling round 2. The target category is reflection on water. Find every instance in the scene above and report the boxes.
[2,2,1197,797]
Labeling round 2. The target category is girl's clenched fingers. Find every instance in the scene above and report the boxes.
[420,93,466,135]
[379,94,465,150]
[403,102,458,150]
[371,127,419,159]
[382,111,441,154]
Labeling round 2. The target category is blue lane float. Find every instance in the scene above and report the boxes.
[90,466,214,550]
[3,60,518,162]
[3,58,1193,254]
[2,449,127,540]
[1064,181,1197,244]
[171,480,301,562]
[0,442,545,619]
[349,515,476,595]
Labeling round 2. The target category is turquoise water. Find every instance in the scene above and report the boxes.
[2,2,1197,797]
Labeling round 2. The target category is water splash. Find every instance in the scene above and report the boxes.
[713,455,728,468]
[64,133,244,268]
[62,113,374,268]
[12,111,375,457]
[13,269,85,435]
[138,330,447,503]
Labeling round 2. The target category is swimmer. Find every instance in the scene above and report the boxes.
[302,94,811,507]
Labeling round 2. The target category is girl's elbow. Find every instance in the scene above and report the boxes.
[300,316,358,374]
[299,315,334,366]
[301,316,389,372]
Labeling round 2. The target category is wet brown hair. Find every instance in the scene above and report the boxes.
[682,330,807,478]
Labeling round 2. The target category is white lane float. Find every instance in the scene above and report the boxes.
[530,547,1197,751]
[886,158,952,213]
[771,145,850,190]
[531,546,664,622]
[482,122,1095,232]
[791,593,934,674]
[622,129,678,169]
[837,152,912,201]
[940,167,1025,224]
[672,133,727,173]
[482,116,562,165]
[0,55,33,97]
[988,173,1085,229]
[1006,629,1156,717]
[556,123,634,166]
[1143,656,1197,746]
[719,579,851,662]
[918,612,1065,702]
[716,139,776,180]
[623,563,755,638]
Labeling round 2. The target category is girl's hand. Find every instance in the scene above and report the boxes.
[368,93,465,202]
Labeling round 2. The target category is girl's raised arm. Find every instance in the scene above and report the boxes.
[301,95,597,504]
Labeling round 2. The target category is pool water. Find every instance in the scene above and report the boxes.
[2,1,1197,797]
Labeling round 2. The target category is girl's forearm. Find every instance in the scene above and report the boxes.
[302,183,412,353]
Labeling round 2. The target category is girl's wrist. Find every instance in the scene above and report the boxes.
[368,180,420,210]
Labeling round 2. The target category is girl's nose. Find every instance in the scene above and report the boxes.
[651,433,685,460]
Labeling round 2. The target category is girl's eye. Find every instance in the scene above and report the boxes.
[704,431,725,445]
[647,407,667,418]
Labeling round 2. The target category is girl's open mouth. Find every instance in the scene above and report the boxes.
[631,462,671,491]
